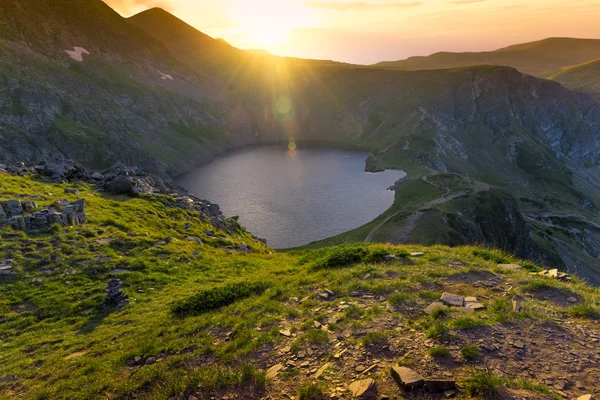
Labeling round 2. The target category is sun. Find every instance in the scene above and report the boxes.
[225,0,318,48]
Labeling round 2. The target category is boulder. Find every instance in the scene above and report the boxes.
[91,172,104,180]
[5,200,23,216]
[390,366,425,391]
[105,176,133,195]
[348,378,376,398]
[440,292,464,307]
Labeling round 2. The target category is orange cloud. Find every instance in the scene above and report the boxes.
[304,1,423,11]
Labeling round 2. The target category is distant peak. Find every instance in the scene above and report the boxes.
[131,7,170,17]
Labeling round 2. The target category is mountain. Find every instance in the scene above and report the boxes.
[0,0,259,175]
[1,170,599,399]
[375,38,600,77]
[4,2,600,282]
[128,8,244,76]
[550,58,600,93]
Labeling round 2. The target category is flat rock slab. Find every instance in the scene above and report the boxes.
[64,351,86,359]
[577,395,595,400]
[440,292,464,307]
[465,301,485,311]
[315,362,331,379]
[279,329,291,337]
[424,302,448,314]
[266,363,283,379]
[410,252,425,257]
[349,378,376,398]
[425,379,456,393]
[497,264,522,271]
[390,366,425,390]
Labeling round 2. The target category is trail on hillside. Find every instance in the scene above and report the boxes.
[364,176,490,243]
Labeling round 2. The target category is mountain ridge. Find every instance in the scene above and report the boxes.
[375,37,600,77]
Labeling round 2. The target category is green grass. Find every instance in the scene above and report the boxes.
[429,345,450,357]
[463,369,506,398]
[298,383,327,400]
[460,345,480,361]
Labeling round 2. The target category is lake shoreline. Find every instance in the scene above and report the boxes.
[175,146,405,248]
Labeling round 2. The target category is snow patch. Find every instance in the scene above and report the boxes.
[158,71,174,81]
[65,47,90,62]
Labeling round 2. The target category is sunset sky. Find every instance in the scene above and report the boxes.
[104,0,600,64]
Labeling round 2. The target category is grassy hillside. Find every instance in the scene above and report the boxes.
[375,38,600,77]
[549,58,600,92]
[1,173,599,399]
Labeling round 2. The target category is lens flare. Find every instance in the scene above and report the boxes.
[275,97,293,116]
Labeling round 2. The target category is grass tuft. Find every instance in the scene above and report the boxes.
[460,344,480,360]
[429,345,450,357]
[298,383,327,400]
[463,369,506,398]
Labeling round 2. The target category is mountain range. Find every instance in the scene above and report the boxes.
[3,0,600,283]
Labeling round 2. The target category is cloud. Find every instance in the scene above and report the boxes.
[449,0,487,4]
[102,0,174,15]
[304,1,423,11]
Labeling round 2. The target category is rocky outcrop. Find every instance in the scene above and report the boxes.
[0,198,86,231]
[2,161,262,242]
[102,279,128,310]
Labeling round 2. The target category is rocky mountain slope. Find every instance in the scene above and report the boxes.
[374,38,600,77]
[0,170,598,399]
[0,0,258,174]
[4,1,600,282]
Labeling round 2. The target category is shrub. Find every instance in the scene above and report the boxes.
[298,383,327,400]
[172,281,269,316]
[464,369,505,398]
[429,346,450,357]
[460,344,480,360]
[311,245,389,270]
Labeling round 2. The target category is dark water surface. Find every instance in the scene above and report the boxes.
[176,145,406,248]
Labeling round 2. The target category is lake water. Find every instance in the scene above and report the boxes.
[175,145,406,248]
